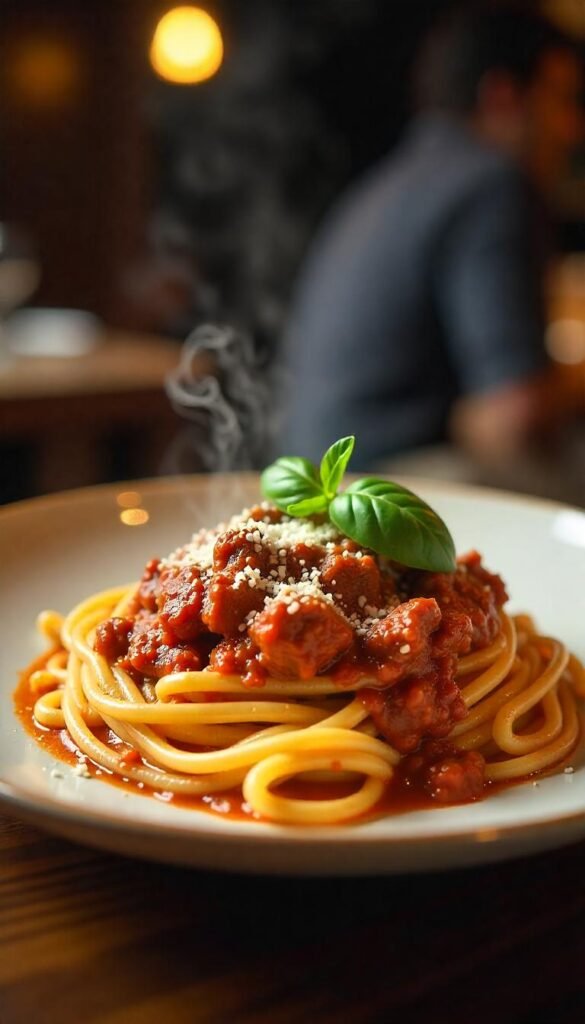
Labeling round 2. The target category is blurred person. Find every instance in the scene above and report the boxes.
[278,4,583,479]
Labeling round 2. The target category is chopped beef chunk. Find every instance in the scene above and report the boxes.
[320,550,382,615]
[202,571,265,636]
[364,598,442,685]
[132,558,161,613]
[284,542,325,580]
[458,550,508,605]
[360,661,468,753]
[212,528,272,574]
[431,610,473,658]
[94,617,133,661]
[209,636,259,675]
[125,614,203,679]
[425,749,486,803]
[249,596,354,680]
[403,742,486,803]
[209,636,266,686]
[156,564,205,640]
[408,551,507,649]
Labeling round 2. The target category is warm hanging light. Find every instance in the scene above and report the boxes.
[150,6,223,84]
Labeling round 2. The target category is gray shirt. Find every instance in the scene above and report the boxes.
[279,114,549,468]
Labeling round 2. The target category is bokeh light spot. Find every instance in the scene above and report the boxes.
[545,319,585,365]
[120,508,150,526]
[7,37,82,109]
[150,6,223,85]
[116,490,143,508]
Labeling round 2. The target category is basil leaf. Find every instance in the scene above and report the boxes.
[287,495,329,517]
[261,456,324,512]
[329,477,456,572]
[319,435,355,498]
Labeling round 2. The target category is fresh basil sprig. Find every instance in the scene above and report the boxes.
[261,436,456,572]
[319,435,355,499]
[260,456,327,515]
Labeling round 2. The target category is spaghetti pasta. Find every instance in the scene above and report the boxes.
[16,500,584,825]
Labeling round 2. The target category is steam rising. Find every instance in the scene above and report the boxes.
[163,323,274,473]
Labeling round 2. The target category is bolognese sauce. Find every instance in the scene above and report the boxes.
[89,502,509,806]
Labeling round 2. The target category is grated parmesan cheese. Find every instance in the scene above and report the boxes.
[159,505,397,632]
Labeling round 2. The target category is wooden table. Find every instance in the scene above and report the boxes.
[0,330,181,495]
[2,812,584,1024]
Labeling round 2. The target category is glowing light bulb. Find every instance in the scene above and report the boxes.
[150,6,223,85]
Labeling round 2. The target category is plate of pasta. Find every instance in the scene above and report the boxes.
[1,451,585,874]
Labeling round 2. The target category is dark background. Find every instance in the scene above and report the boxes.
[1,0,583,506]
[2,0,581,348]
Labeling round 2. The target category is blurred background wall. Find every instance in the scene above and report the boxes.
[0,0,583,503]
[1,0,460,334]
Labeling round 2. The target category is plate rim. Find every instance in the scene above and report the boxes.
[1,775,585,851]
[2,471,584,522]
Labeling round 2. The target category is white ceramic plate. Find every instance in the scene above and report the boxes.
[1,475,584,875]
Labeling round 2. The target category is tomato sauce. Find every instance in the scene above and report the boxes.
[13,653,513,823]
